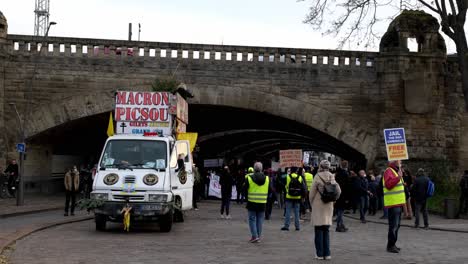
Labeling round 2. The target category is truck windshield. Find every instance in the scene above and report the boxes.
[100,140,167,170]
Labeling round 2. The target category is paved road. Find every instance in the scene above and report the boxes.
[8,201,468,264]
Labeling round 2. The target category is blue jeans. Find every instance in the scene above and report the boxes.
[248,210,265,238]
[284,200,300,229]
[336,208,344,228]
[387,206,402,248]
[359,195,368,220]
[314,225,330,257]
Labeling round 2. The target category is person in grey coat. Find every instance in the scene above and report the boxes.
[309,160,341,260]
[411,168,430,229]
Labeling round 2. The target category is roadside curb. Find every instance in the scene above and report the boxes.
[344,215,468,233]
[0,215,93,254]
[0,207,63,219]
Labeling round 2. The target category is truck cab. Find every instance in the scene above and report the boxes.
[91,133,193,232]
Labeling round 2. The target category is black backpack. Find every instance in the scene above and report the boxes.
[288,175,304,197]
[318,175,339,203]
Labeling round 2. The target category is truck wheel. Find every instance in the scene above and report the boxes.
[173,197,184,223]
[159,211,173,232]
[174,209,184,223]
[95,214,107,231]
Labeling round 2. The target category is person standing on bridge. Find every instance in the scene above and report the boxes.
[243,162,269,243]
[383,160,406,253]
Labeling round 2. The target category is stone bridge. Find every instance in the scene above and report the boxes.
[0,11,467,191]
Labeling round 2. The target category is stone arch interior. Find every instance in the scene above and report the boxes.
[22,104,367,193]
[188,104,367,171]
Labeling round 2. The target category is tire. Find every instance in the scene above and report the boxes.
[159,210,173,232]
[174,209,184,223]
[173,197,184,223]
[95,214,107,231]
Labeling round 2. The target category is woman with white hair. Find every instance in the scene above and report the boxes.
[309,160,341,260]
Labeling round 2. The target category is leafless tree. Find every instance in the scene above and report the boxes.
[301,0,468,111]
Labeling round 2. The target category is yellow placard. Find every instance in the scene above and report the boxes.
[387,143,408,161]
[177,132,198,152]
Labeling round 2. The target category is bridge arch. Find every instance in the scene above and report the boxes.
[24,87,378,165]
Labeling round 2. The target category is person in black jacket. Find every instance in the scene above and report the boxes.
[356,170,370,223]
[4,159,19,198]
[411,168,430,229]
[335,160,350,232]
[368,175,378,215]
[219,165,234,219]
[459,170,468,216]
[243,162,272,242]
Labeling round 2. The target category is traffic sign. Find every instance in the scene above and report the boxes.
[383,128,408,161]
[16,143,26,153]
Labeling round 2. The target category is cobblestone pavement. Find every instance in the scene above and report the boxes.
[0,195,64,217]
[9,201,468,264]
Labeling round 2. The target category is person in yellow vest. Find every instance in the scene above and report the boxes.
[383,160,406,253]
[281,167,305,231]
[304,167,314,214]
[243,162,269,243]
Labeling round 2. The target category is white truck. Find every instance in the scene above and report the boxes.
[91,134,193,232]
[91,90,193,232]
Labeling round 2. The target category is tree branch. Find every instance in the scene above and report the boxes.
[417,0,438,13]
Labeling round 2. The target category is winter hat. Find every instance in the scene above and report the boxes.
[320,160,331,170]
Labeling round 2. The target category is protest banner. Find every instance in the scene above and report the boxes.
[384,128,409,161]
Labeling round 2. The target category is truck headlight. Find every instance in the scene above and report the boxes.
[103,173,119,185]
[91,193,109,200]
[143,174,159,186]
[148,194,167,202]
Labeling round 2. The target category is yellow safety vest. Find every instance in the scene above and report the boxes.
[286,173,303,200]
[305,172,314,191]
[383,167,406,207]
[245,173,252,179]
[247,175,269,204]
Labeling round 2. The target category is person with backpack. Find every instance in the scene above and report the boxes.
[410,168,430,229]
[309,160,341,260]
[458,170,468,216]
[281,167,304,231]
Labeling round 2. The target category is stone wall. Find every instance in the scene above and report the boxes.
[0,32,466,190]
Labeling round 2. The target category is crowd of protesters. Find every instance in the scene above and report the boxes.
[195,157,452,259]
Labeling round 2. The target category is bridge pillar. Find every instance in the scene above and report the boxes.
[377,10,465,174]
[0,11,7,166]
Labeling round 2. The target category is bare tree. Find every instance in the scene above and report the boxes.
[302,0,468,111]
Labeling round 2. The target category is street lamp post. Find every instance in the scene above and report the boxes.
[10,21,56,206]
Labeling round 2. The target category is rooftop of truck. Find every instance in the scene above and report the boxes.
[107,134,174,141]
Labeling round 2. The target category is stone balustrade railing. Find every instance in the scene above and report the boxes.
[7,34,378,68]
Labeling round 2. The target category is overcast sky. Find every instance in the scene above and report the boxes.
[1,0,461,52]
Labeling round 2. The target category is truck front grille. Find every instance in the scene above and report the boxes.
[124,176,136,183]
[113,194,145,202]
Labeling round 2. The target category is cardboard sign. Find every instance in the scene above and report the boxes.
[116,121,171,136]
[384,128,409,161]
[208,174,238,200]
[279,149,303,168]
[115,91,171,122]
[115,91,172,135]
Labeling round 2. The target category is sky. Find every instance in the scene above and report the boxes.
[1,0,461,52]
